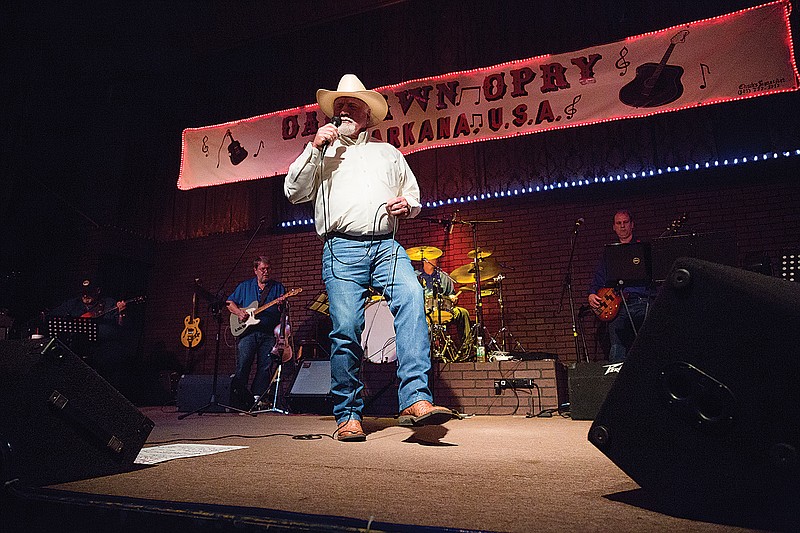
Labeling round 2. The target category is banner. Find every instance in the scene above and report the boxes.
[178,1,798,190]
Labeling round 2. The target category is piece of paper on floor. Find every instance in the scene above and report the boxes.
[135,443,248,465]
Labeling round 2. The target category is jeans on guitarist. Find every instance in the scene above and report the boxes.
[226,257,286,405]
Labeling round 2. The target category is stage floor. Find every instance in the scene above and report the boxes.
[21,407,793,532]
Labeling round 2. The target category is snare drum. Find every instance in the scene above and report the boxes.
[362,298,396,363]
[424,293,454,324]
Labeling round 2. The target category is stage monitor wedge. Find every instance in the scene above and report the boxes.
[0,338,154,487]
[588,258,799,511]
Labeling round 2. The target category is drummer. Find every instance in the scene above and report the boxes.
[416,255,471,347]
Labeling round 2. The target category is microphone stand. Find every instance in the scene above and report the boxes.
[179,218,267,419]
[559,222,589,363]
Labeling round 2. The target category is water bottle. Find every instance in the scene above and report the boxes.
[476,336,486,363]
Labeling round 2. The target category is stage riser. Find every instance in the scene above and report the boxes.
[278,358,564,416]
[358,359,564,415]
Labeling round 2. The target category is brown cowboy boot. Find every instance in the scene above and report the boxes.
[336,419,366,442]
[398,400,455,427]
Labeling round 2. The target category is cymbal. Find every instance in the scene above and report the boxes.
[467,249,492,259]
[405,246,442,261]
[450,259,501,284]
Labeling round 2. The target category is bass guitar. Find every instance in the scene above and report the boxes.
[229,288,302,337]
[592,287,621,322]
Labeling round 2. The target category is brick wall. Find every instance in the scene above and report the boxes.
[139,157,800,404]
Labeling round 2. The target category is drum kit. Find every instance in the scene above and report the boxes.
[406,244,509,362]
[359,214,512,364]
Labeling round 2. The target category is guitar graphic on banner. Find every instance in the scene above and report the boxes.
[619,30,689,108]
[229,288,302,337]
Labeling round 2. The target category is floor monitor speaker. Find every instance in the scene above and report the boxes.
[589,258,799,512]
[0,338,154,487]
[287,360,332,414]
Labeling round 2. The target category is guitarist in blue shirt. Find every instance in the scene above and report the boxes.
[587,210,652,363]
[226,256,286,406]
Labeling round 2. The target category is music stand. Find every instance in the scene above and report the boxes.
[603,242,653,288]
[47,317,99,342]
[603,242,654,338]
[650,231,736,283]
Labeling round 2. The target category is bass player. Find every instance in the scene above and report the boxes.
[587,210,653,363]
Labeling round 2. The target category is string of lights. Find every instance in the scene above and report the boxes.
[280,148,800,228]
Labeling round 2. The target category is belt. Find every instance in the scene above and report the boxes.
[325,232,392,242]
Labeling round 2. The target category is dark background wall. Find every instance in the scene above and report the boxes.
[1,1,798,402]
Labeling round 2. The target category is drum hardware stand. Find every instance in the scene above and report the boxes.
[462,217,503,358]
[558,219,589,363]
[429,323,457,362]
[487,273,515,360]
[180,218,268,420]
[422,258,460,362]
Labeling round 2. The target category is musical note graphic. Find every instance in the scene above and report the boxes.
[254,140,265,157]
[456,86,481,106]
[470,113,483,130]
[202,135,209,157]
[699,63,710,89]
[564,95,582,120]
[616,46,630,76]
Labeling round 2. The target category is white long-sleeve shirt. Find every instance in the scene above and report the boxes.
[284,131,421,238]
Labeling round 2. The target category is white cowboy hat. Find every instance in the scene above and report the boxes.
[316,74,388,128]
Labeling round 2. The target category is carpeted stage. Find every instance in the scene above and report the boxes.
[4,407,796,532]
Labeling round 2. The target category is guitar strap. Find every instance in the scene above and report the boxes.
[259,280,275,306]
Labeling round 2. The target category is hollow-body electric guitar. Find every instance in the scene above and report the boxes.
[181,291,202,349]
[229,288,302,337]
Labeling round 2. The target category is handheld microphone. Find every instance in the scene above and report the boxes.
[573,217,585,233]
[321,116,342,157]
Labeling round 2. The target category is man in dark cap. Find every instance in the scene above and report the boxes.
[48,279,130,389]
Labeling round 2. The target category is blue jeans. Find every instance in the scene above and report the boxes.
[322,236,433,424]
[235,330,276,397]
[608,298,649,363]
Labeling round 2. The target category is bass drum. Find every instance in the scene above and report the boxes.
[362,298,397,364]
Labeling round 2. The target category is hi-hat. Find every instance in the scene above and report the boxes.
[460,286,496,297]
[405,246,442,261]
[450,259,501,284]
[461,279,497,290]
[467,249,492,259]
